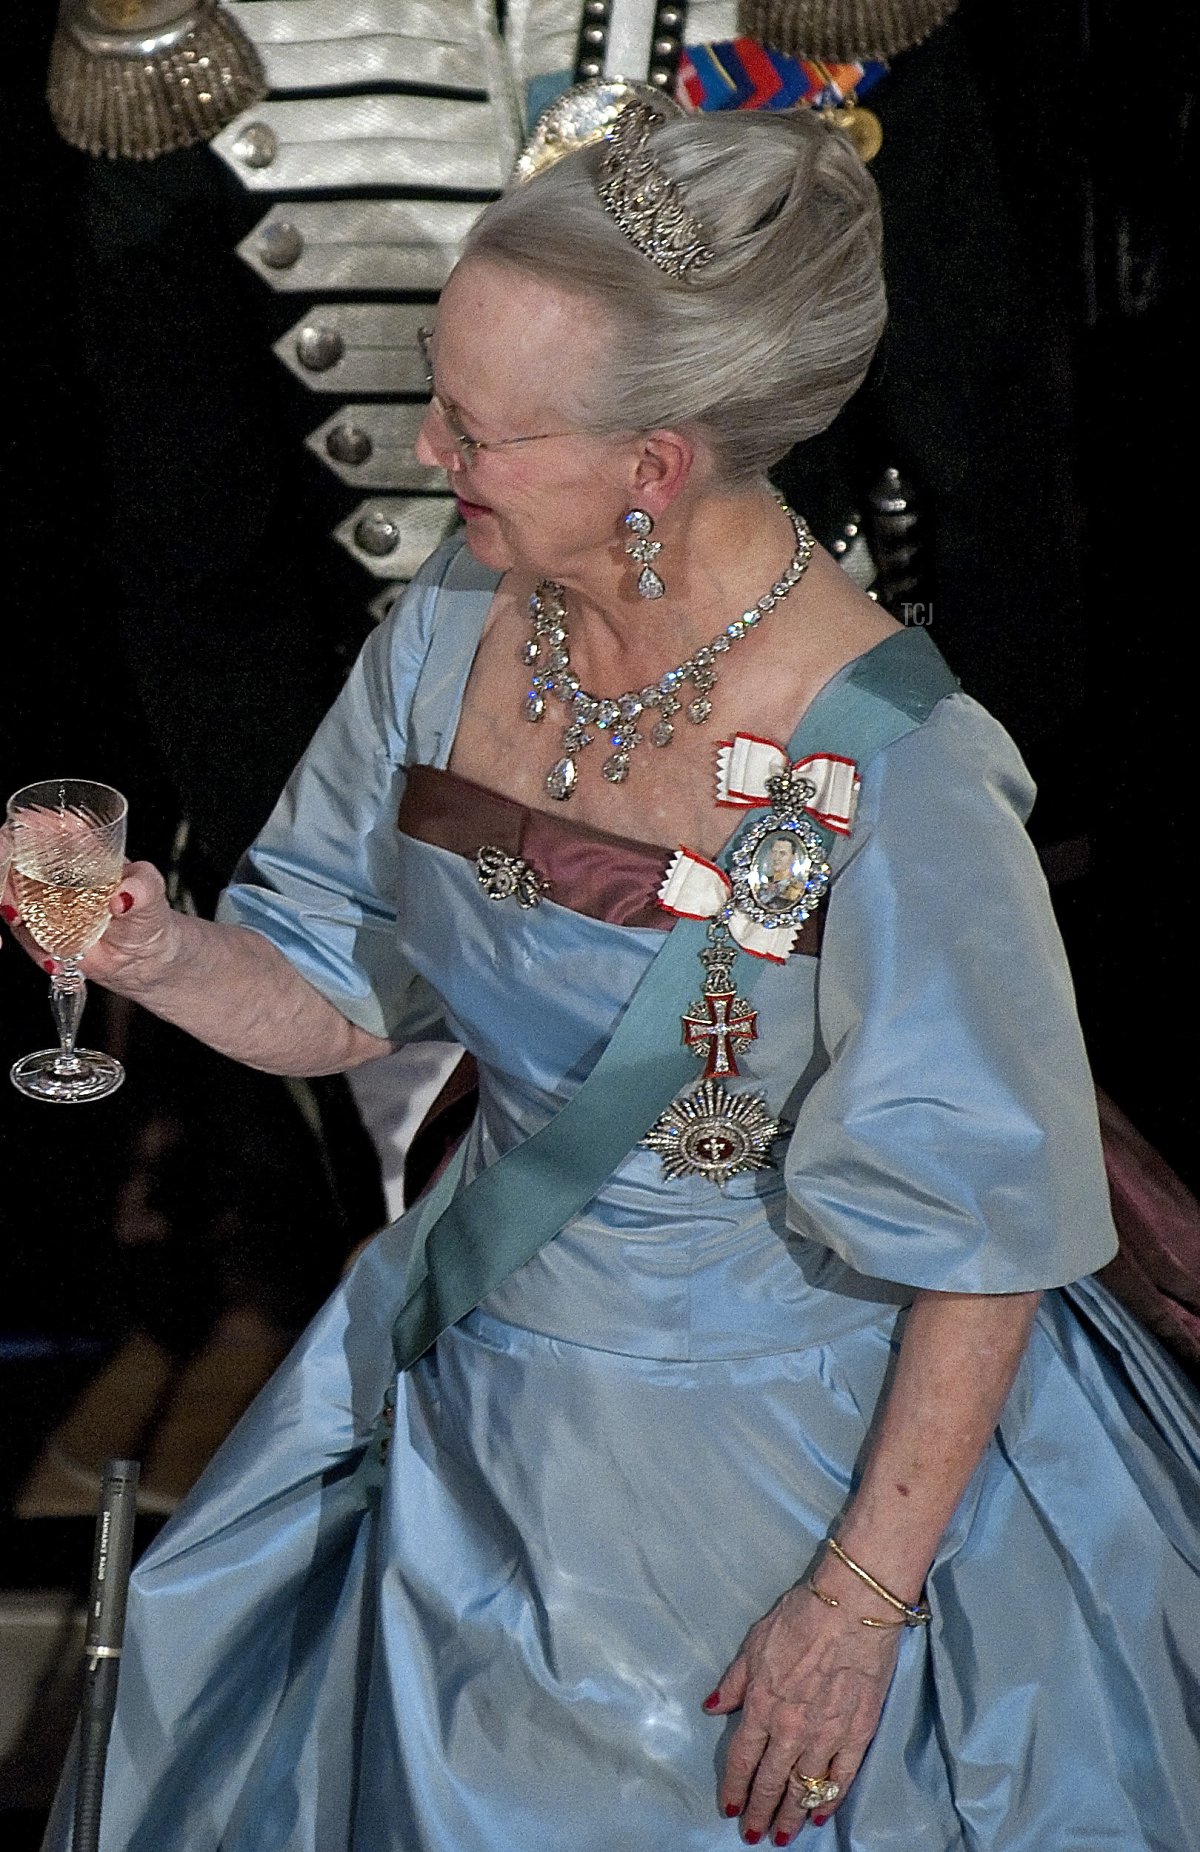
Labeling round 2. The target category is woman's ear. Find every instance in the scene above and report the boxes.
[630,429,696,518]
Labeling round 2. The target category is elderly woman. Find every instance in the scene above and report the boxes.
[34,96,1199,1852]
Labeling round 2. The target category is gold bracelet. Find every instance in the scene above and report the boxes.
[823,1538,932,1627]
[803,1580,906,1627]
[804,1579,840,1610]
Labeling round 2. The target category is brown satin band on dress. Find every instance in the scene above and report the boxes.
[398,763,823,954]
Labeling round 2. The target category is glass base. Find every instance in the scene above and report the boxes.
[10,1047,125,1104]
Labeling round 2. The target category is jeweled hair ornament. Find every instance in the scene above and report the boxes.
[597,102,714,279]
[513,81,713,282]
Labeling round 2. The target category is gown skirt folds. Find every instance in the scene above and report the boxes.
[44,538,1200,1851]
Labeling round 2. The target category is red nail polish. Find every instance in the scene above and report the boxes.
[774,1835,791,1847]
[42,960,56,974]
[1,904,16,922]
[115,891,134,914]
[745,1834,763,1846]
[812,1816,830,1828]
[704,1690,722,1711]
[724,1804,740,1818]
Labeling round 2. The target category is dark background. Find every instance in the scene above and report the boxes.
[0,0,1197,1833]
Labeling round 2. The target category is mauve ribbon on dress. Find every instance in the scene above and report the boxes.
[1095,1087,1200,1382]
[398,762,827,947]
[399,763,670,931]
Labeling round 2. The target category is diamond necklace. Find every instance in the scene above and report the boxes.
[521,506,815,801]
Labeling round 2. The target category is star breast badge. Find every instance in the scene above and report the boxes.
[641,1080,783,1186]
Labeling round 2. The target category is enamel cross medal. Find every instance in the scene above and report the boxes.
[643,917,783,1185]
[642,740,860,1187]
[679,926,758,1080]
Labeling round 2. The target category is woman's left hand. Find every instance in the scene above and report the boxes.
[705,1581,902,1844]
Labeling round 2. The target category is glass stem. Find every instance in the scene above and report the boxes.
[49,962,87,1075]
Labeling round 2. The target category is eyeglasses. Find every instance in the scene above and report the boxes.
[416,327,579,466]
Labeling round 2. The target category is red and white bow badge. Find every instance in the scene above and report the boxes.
[714,735,860,827]
[657,736,860,962]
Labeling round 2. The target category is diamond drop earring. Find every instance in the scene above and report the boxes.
[624,509,665,600]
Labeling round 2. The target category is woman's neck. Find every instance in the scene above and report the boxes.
[546,486,802,693]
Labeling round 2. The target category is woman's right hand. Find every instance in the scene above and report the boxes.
[1,860,181,999]
[5,854,387,1075]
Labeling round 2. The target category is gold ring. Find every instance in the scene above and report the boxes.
[787,1772,840,1809]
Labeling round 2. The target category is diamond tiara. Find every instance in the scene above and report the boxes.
[597,102,714,280]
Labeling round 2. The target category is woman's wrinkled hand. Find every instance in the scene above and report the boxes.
[704,1580,902,1845]
[1,860,180,996]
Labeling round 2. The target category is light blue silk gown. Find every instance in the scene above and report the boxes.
[45,539,1200,1852]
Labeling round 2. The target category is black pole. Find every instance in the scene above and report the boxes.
[73,1459,140,1852]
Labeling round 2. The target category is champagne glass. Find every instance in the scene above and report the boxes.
[7,780,128,1103]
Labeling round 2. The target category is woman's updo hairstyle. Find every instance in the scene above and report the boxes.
[462,105,886,489]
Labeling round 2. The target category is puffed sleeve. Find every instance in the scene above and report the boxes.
[784,692,1117,1293]
[214,539,473,1043]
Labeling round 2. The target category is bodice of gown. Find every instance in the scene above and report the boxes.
[390,761,869,1361]
[218,536,1118,1363]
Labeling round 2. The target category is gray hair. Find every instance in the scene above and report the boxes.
[462,107,886,488]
